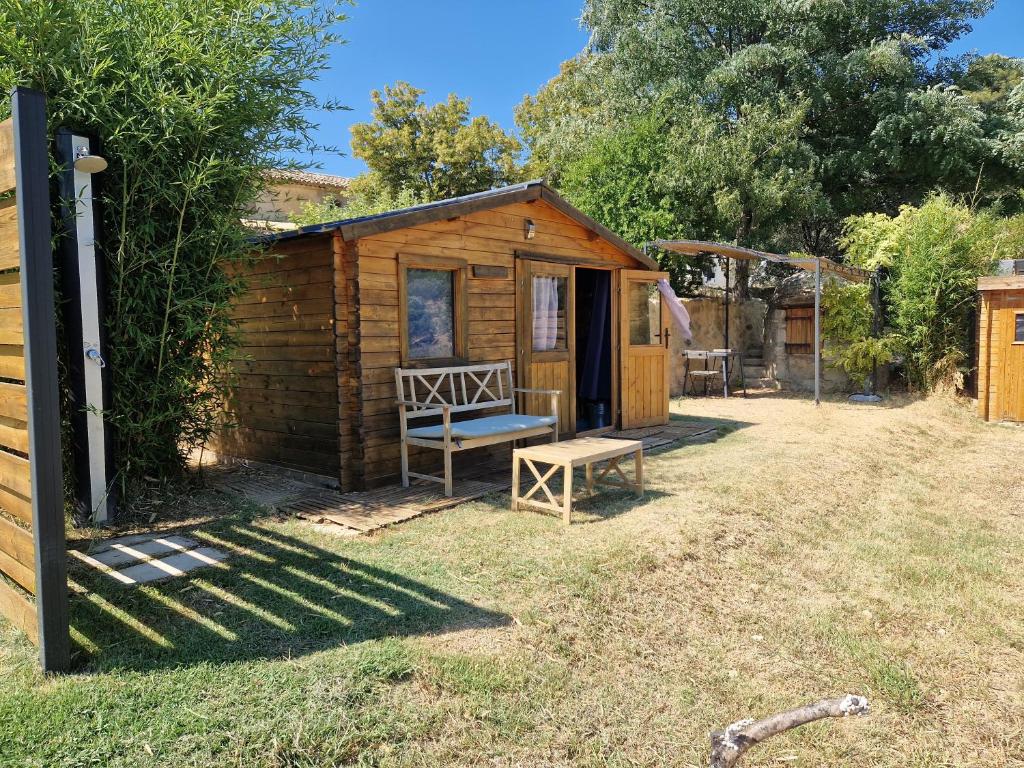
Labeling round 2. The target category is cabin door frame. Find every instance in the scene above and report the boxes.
[516,259,576,437]
[999,296,1024,421]
[619,269,671,429]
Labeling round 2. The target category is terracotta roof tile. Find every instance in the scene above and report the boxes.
[264,169,352,190]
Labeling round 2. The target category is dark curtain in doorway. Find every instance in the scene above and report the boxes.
[578,271,611,401]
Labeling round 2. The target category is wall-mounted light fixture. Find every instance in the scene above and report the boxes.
[525,218,536,240]
[73,145,108,174]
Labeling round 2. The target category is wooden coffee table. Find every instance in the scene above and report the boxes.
[511,437,644,525]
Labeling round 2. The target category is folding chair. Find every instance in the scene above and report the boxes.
[683,350,722,396]
[710,348,748,398]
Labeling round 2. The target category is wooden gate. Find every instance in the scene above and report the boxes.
[0,88,70,672]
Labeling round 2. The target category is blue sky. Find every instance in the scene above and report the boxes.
[302,0,1024,178]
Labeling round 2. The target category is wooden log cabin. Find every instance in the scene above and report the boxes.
[977,274,1024,423]
[214,181,672,489]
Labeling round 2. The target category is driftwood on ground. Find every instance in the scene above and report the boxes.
[709,695,870,768]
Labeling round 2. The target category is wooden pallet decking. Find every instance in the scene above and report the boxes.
[210,463,509,534]
[605,422,717,450]
[284,477,508,532]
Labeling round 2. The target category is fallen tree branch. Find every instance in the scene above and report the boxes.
[709,694,870,768]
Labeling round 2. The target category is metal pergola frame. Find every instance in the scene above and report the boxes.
[652,240,876,405]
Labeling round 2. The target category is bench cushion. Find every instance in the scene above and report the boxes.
[407,414,556,441]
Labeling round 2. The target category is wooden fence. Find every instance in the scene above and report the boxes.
[0,88,70,672]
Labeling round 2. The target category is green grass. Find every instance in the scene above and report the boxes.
[1,394,1023,767]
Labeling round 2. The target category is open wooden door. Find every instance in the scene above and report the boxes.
[619,270,670,428]
[517,259,576,436]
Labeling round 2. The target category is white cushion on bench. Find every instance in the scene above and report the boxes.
[407,413,556,441]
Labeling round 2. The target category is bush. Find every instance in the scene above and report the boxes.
[0,0,345,487]
[820,281,894,391]
[841,194,1024,391]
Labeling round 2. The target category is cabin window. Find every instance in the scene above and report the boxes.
[627,281,661,345]
[1016,312,1024,344]
[399,255,467,364]
[532,275,568,351]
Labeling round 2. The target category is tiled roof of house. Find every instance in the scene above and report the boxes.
[264,169,352,190]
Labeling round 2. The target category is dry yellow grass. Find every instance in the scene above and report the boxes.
[403,393,1024,766]
[2,393,1022,767]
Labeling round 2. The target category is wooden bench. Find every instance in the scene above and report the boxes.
[395,361,560,496]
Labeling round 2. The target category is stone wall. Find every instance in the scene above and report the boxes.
[250,181,348,223]
[668,297,766,396]
[666,296,870,395]
[763,307,855,393]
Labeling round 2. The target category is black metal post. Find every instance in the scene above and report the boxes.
[13,87,70,673]
[870,269,882,396]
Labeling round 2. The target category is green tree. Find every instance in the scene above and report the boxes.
[998,82,1024,175]
[520,0,1000,260]
[351,82,522,201]
[956,53,1024,116]
[0,0,345,487]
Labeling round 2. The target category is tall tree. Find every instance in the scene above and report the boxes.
[519,0,1000,260]
[351,82,522,201]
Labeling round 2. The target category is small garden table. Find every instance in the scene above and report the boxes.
[511,437,644,525]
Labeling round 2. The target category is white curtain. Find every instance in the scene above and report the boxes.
[533,276,560,351]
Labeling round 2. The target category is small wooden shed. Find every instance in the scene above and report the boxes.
[215,181,671,489]
[978,274,1024,423]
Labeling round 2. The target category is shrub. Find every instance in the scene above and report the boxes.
[841,194,1024,391]
[0,0,345,488]
[820,281,894,392]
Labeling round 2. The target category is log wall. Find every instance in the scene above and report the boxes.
[218,234,341,477]
[345,198,640,488]
[978,285,1024,422]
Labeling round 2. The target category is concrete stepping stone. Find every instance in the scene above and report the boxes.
[88,535,200,568]
[114,547,229,585]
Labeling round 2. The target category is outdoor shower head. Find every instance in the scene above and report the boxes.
[73,146,107,174]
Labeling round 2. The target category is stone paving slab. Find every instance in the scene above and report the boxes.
[89,535,200,568]
[115,547,230,585]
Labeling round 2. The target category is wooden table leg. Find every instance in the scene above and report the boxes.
[585,462,594,495]
[562,462,572,526]
[634,448,644,498]
[511,452,521,512]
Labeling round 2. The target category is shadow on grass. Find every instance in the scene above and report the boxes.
[66,519,510,673]
[678,387,918,410]
[667,412,755,443]
[567,488,674,525]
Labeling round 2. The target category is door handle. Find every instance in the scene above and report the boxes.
[664,327,671,348]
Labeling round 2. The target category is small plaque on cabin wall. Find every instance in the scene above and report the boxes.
[472,265,509,279]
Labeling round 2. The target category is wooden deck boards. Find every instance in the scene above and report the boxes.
[211,463,509,534]
[605,422,717,450]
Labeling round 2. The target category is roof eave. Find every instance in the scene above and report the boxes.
[248,181,659,271]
